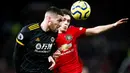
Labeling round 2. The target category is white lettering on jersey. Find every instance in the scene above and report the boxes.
[59,43,72,51]
[61,49,74,55]
[58,43,73,55]
[35,43,53,53]
[35,43,42,50]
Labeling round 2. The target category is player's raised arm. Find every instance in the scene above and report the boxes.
[85,18,128,36]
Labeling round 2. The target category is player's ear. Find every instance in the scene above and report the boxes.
[48,16,52,26]
[47,16,51,22]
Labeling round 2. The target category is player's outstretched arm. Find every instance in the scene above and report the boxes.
[85,18,128,36]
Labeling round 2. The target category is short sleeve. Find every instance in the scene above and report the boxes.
[70,26,86,38]
[16,27,30,46]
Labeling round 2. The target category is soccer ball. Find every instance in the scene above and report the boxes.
[71,1,91,20]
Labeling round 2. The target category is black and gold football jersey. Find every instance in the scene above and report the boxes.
[13,23,58,73]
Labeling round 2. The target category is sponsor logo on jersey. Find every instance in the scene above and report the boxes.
[59,43,72,51]
[34,43,53,53]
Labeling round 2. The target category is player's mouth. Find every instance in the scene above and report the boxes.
[64,27,67,30]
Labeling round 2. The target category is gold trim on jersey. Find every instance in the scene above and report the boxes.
[28,23,40,31]
[16,38,24,46]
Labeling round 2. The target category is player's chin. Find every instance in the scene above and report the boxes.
[60,28,67,32]
[64,29,67,32]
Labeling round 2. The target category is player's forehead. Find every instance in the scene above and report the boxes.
[63,14,71,20]
[57,15,63,18]
[57,15,63,20]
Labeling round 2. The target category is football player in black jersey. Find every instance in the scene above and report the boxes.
[13,6,63,73]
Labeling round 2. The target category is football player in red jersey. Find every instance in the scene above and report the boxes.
[52,9,128,73]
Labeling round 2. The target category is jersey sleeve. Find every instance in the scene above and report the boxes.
[16,27,30,46]
[71,26,87,38]
[13,26,30,72]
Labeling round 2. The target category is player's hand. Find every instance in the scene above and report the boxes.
[53,50,61,60]
[114,18,128,26]
[48,56,55,70]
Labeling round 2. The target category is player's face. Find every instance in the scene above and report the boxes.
[59,14,71,32]
[49,15,63,32]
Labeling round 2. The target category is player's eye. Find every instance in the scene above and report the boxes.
[67,20,70,23]
[58,19,62,22]
[63,18,66,21]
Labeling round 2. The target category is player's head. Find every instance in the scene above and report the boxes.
[59,9,71,32]
[44,6,63,32]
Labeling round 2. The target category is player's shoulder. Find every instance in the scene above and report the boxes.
[68,25,75,29]
[69,25,75,28]
[27,23,40,31]
[68,25,85,31]
[68,25,79,29]
[21,23,40,32]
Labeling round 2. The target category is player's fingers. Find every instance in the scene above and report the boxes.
[120,18,129,21]
[48,56,51,62]
[122,21,127,23]
[48,57,55,70]
[118,21,127,25]
[123,18,128,20]
[121,20,128,23]
[48,56,54,62]
[48,62,55,70]
[53,55,59,58]
[53,53,61,60]
[54,52,61,56]
[55,50,61,53]
[53,50,61,57]
[117,18,128,24]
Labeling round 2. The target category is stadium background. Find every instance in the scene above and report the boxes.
[0,0,129,73]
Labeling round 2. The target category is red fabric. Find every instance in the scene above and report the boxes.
[54,26,86,73]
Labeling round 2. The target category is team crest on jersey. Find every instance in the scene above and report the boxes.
[17,33,24,40]
[65,35,72,41]
[51,37,55,42]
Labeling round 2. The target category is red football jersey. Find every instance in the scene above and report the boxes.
[54,26,86,73]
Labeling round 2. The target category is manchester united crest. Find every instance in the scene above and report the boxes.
[65,35,72,41]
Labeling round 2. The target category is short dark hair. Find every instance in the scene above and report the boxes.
[46,6,63,16]
[61,9,71,16]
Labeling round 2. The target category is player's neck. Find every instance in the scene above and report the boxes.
[58,30,65,33]
[58,30,62,33]
[40,21,49,32]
